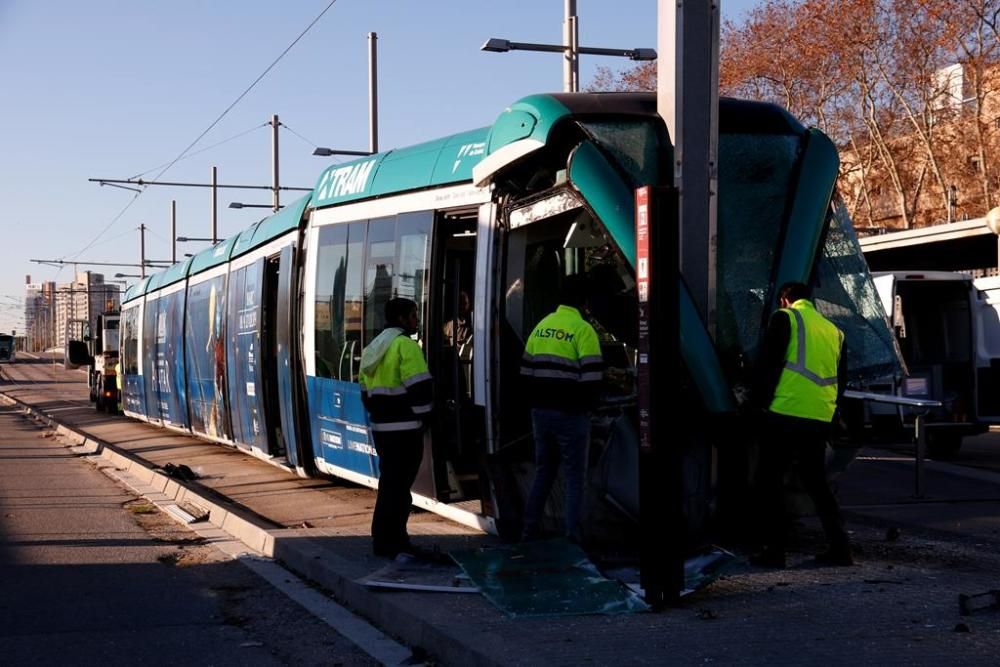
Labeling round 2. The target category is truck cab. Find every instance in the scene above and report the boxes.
[67,312,121,413]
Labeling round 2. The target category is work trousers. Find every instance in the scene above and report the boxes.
[371,428,424,556]
[757,412,849,554]
[523,408,591,542]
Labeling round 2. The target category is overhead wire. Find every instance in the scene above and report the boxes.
[147,0,341,185]
[128,122,269,180]
[59,0,340,261]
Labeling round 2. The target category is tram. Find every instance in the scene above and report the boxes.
[115,93,900,540]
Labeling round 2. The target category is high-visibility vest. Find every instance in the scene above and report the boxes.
[769,299,843,423]
[359,334,433,433]
[520,305,603,413]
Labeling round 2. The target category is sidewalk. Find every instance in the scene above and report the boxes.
[4,373,1000,665]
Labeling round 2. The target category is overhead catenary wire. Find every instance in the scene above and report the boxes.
[146,0,341,186]
[59,0,340,262]
[128,122,269,180]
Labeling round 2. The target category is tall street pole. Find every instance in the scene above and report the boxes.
[368,32,379,153]
[211,166,219,244]
[563,0,579,92]
[139,224,147,279]
[171,200,177,263]
[271,114,280,213]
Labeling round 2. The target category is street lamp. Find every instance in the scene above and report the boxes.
[312,148,376,157]
[229,202,280,210]
[480,2,655,93]
[176,236,215,242]
[114,273,141,279]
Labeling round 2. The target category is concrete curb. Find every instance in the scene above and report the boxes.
[0,391,501,667]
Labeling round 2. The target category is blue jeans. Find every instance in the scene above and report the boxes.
[523,408,591,541]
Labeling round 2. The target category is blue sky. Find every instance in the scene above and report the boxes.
[0,0,760,334]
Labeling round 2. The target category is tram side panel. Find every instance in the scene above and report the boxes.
[121,302,147,418]
[157,285,190,430]
[304,221,380,483]
[226,258,268,454]
[183,270,233,442]
[141,294,163,424]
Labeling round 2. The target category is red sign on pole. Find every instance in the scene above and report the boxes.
[636,186,652,451]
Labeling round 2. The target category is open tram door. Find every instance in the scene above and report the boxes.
[412,207,491,515]
[259,242,308,472]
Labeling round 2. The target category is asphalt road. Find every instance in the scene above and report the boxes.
[0,399,378,666]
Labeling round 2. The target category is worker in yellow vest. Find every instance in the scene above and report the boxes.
[751,282,852,567]
[359,297,434,559]
[520,274,603,543]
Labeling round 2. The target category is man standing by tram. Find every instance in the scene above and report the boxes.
[520,274,603,544]
[751,282,853,568]
[359,298,434,559]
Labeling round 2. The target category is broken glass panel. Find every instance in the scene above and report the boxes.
[812,198,903,381]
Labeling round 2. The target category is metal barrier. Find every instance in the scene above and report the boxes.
[842,390,942,498]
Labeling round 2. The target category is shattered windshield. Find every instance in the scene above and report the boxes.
[716,132,801,372]
[579,120,661,187]
[812,199,903,382]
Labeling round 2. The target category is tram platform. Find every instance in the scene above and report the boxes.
[4,357,1000,665]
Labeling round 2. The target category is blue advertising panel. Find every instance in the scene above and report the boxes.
[142,298,162,421]
[184,274,231,441]
[157,288,189,429]
[226,260,267,452]
[306,376,376,478]
[121,305,146,416]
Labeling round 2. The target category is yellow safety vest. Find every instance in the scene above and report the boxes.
[768,299,843,423]
[521,305,603,412]
[359,334,433,432]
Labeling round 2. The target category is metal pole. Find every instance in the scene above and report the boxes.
[140,224,146,279]
[563,0,578,92]
[368,32,379,154]
[171,200,177,263]
[271,114,280,213]
[914,413,927,498]
[659,0,719,333]
[211,166,218,244]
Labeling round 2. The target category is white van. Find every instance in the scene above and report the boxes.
[865,271,998,457]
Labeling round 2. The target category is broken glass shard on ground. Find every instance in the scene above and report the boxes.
[360,553,479,593]
[606,546,739,597]
[450,538,649,617]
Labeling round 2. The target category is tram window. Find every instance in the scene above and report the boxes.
[364,218,395,346]
[122,307,139,375]
[395,211,432,337]
[315,223,366,381]
[314,225,348,379]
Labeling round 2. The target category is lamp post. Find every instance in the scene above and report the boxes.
[481,1,656,92]
[228,202,278,210]
[312,148,375,157]
[175,236,215,243]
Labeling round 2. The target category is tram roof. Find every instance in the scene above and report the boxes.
[123,195,313,302]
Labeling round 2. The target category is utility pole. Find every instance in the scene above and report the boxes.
[368,32,379,153]
[140,224,147,279]
[211,166,219,244]
[564,0,579,93]
[481,6,653,93]
[271,114,280,213]
[171,200,177,263]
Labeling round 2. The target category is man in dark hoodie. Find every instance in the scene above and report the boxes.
[359,298,433,559]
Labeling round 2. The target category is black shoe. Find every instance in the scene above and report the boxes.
[815,546,854,567]
[749,549,786,569]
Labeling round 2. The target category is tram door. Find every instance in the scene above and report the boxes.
[260,250,294,465]
[426,212,484,504]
